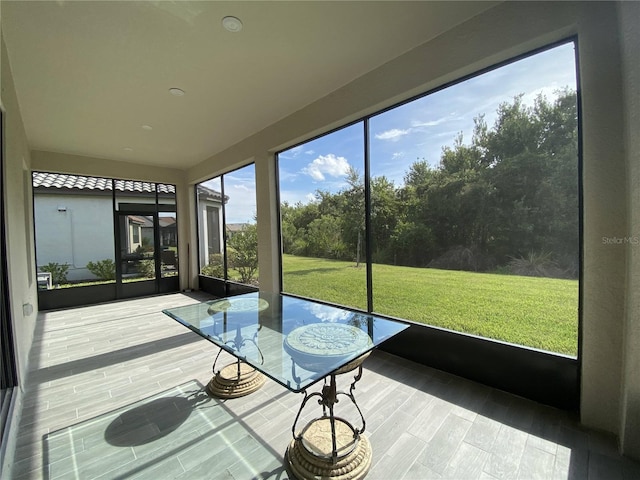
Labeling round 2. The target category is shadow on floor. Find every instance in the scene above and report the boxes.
[43,380,290,480]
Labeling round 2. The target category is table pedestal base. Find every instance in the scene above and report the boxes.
[206,362,265,398]
[286,418,372,480]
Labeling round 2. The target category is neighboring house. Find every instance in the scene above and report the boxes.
[226,223,251,240]
[196,184,228,267]
[125,215,146,253]
[32,172,212,282]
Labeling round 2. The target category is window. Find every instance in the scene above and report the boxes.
[278,123,367,309]
[33,173,117,287]
[197,164,259,287]
[277,41,580,356]
[132,224,140,244]
[32,173,179,290]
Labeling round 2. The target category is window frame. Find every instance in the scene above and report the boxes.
[274,35,584,356]
[195,162,259,295]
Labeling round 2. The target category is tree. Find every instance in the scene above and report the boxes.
[370,175,400,263]
[278,89,578,277]
[305,215,346,259]
[341,167,365,265]
[227,224,259,284]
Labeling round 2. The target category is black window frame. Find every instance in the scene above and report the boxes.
[274,38,583,410]
[195,163,259,297]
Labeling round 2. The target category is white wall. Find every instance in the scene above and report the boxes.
[1,34,37,394]
[33,194,114,281]
[618,0,640,459]
[1,32,38,477]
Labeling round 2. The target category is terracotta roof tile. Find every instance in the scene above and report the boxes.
[32,172,176,194]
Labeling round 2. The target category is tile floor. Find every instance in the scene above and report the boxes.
[8,292,640,479]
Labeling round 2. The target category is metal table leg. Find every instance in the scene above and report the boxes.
[286,362,372,479]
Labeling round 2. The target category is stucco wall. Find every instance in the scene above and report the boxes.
[577,1,627,438]
[618,0,640,460]
[1,35,37,387]
[33,194,115,281]
[1,31,38,476]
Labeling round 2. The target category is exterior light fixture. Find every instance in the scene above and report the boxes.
[169,87,185,96]
[222,16,243,32]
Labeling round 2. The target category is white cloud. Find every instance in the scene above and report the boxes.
[410,118,446,128]
[278,169,298,183]
[305,149,315,155]
[392,152,405,160]
[302,153,351,181]
[374,128,410,141]
[303,303,352,323]
[279,145,304,159]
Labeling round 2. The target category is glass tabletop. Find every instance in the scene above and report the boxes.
[162,292,409,392]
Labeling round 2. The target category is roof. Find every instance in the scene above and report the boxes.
[197,184,226,202]
[226,223,251,233]
[32,173,227,204]
[126,215,176,229]
[33,172,176,194]
[159,217,176,228]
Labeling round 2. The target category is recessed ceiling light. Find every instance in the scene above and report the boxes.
[222,16,243,32]
[169,87,185,96]
[141,125,153,131]
[124,147,133,152]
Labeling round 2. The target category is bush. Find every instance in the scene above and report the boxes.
[40,262,69,285]
[138,259,156,278]
[428,245,494,272]
[86,259,116,280]
[507,251,567,278]
[201,253,224,278]
[227,225,259,284]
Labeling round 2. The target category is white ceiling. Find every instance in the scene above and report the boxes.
[2,1,496,169]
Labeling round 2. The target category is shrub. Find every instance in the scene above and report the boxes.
[86,259,116,280]
[428,245,494,272]
[138,259,156,278]
[39,262,69,285]
[201,253,224,278]
[227,224,259,284]
[507,251,566,278]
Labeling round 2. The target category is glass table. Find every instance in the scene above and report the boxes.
[163,291,409,480]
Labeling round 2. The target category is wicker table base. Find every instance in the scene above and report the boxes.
[206,361,265,398]
[286,418,372,480]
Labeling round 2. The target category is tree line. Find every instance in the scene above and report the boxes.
[281,90,579,279]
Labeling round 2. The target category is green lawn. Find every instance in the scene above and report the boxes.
[282,254,579,356]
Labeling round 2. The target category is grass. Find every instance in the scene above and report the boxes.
[282,254,579,356]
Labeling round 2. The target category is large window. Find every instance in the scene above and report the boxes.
[197,164,259,287]
[33,173,118,287]
[32,173,178,291]
[277,41,580,356]
[278,123,366,309]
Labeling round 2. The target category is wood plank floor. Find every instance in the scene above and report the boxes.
[8,292,640,479]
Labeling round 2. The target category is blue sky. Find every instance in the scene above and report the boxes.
[208,42,577,223]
